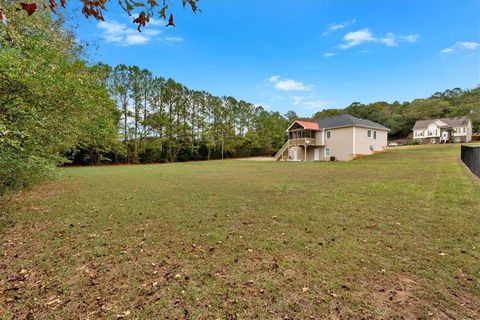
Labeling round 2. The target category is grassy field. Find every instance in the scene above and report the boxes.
[1,144,479,319]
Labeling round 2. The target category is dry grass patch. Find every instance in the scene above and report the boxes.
[1,144,479,319]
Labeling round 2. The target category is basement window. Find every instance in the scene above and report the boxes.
[325,148,331,157]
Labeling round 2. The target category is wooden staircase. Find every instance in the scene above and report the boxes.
[275,141,290,161]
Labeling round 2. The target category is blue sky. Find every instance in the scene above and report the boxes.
[75,0,480,117]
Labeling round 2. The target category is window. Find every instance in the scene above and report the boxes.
[416,131,424,137]
[326,131,331,139]
[325,148,331,157]
[373,131,377,139]
[367,130,371,138]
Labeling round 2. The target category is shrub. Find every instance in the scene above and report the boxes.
[407,139,421,145]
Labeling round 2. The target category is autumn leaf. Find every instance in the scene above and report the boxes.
[182,0,199,13]
[81,1,105,21]
[132,1,145,7]
[133,11,149,31]
[165,13,174,27]
[47,0,58,13]
[126,0,134,14]
[18,2,37,16]
[0,8,7,25]
[148,0,158,8]
[159,4,168,19]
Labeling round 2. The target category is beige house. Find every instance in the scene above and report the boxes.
[275,114,390,161]
[412,117,472,144]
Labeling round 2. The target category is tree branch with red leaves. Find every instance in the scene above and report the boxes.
[2,0,200,31]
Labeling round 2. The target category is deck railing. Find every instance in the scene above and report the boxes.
[288,138,319,146]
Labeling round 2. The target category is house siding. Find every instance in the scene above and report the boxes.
[279,115,391,162]
[288,146,325,161]
[324,127,355,161]
[354,127,388,155]
[414,125,471,144]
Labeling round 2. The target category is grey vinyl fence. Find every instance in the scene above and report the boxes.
[461,145,480,178]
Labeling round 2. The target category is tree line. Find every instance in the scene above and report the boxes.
[68,64,289,165]
[312,87,480,139]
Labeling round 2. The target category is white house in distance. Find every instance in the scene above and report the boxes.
[412,117,472,144]
[275,114,390,161]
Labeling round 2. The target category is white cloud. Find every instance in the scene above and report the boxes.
[165,36,184,42]
[276,79,311,91]
[440,47,454,54]
[441,41,479,54]
[379,33,419,47]
[323,52,336,58]
[322,19,356,36]
[269,76,312,91]
[379,32,397,47]
[459,41,479,49]
[339,28,375,49]
[293,96,328,110]
[269,75,280,82]
[148,18,165,26]
[98,20,161,46]
[400,34,420,43]
[339,29,419,49]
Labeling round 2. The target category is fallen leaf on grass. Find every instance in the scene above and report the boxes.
[45,298,61,306]
[283,269,295,279]
[116,310,131,318]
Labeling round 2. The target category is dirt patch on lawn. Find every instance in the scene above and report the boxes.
[367,273,480,319]
[367,274,425,318]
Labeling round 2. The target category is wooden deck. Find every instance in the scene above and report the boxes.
[288,138,322,146]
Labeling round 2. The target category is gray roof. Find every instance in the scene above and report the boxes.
[315,114,390,131]
[413,116,470,130]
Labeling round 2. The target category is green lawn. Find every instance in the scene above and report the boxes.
[1,144,479,319]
